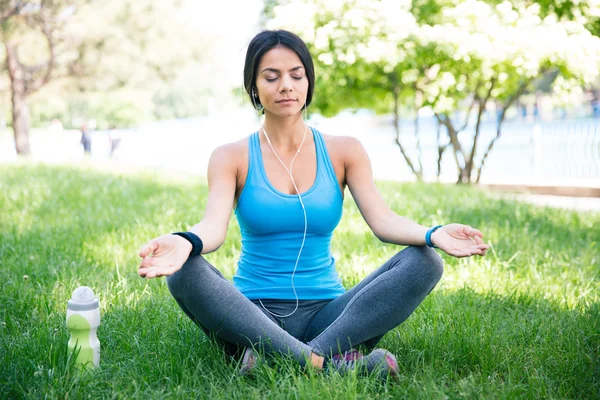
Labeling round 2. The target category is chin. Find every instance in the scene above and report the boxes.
[268,109,302,119]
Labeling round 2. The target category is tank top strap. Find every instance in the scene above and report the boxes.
[312,127,339,186]
[246,131,262,185]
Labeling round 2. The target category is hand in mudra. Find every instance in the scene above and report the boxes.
[431,223,489,258]
[138,234,192,279]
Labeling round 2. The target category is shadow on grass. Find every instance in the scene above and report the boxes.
[0,165,208,282]
[1,165,598,398]
[383,287,599,398]
[3,285,597,399]
[375,181,599,255]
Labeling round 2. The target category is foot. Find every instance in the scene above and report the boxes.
[364,348,400,379]
[238,347,257,376]
[328,348,364,374]
[328,348,399,379]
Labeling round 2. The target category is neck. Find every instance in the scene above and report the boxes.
[262,112,307,149]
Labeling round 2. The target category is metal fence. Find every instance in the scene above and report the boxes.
[335,116,600,187]
[2,113,600,189]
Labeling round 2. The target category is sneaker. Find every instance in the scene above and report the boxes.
[238,347,257,376]
[328,348,399,379]
[365,348,400,380]
[328,348,364,374]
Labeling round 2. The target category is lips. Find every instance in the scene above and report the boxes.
[276,98,297,103]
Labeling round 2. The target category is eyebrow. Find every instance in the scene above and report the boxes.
[260,66,305,74]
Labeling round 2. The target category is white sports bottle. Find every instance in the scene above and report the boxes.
[66,286,100,369]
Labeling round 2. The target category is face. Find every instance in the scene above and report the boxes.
[255,46,309,118]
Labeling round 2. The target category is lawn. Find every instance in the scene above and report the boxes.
[1,164,598,399]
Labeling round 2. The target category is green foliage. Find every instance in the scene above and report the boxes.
[411,0,455,24]
[29,89,151,129]
[0,0,221,131]
[0,164,598,398]
[266,0,600,182]
[413,0,600,32]
[270,0,599,116]
[28,96,70,128]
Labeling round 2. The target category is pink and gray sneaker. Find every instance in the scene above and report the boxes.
[329,348,399,379]
[238,347,258,376]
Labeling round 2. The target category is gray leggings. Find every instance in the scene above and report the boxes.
[166,246,443,366]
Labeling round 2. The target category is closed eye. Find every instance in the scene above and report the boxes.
[265,76,304,82]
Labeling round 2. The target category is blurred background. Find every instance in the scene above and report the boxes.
[1,0,599,193]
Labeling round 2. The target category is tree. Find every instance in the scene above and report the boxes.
[266,0,600,183]
[266,0,428,179]
[412,1,600,183]
[1,0,80,154]
[0,0,213,154]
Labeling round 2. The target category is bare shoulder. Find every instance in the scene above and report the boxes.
[321,133,365,150]
[211,137,247,157]
[207,136,250,183]
[209,137,248,164]
[321,133,368,164]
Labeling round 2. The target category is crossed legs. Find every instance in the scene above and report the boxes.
[166,246,443,367]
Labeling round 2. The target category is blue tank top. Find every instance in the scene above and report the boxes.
[233,127,346,300]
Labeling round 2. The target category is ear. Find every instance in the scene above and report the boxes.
[250,87,263,111]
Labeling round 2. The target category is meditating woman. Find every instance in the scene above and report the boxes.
[137,29,489,378]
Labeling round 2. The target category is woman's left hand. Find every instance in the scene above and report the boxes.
[430,223,489,258]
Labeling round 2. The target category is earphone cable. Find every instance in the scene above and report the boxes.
[259,125,308,318]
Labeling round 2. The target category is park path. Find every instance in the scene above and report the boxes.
[508,193,600,212]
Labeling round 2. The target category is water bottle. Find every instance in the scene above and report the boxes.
[66,286,100,369]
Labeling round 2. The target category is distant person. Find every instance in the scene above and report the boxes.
[517,100,527,120]
[533,92,541,121]
[137,30,489,379]
[591,89,600,118]
[108,125,121,157]
[80,124,91,155]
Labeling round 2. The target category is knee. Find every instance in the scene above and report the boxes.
[405,246,444,285]
[166,255,212,297]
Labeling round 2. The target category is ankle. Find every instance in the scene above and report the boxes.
[309,353,325,370]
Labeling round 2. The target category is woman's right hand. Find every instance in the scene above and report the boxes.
[138,234,193,279]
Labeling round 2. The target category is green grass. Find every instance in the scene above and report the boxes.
[1,163,598,399]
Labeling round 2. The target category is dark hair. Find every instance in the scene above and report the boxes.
[243,30,315,111]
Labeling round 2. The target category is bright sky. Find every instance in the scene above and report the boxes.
[180,0,264,87]
[181,0,263,35]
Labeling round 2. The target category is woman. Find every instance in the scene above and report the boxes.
[138,30,489,378]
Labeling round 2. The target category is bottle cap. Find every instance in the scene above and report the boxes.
[67,286,99,311]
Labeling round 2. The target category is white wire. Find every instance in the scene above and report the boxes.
[259,125,308,318]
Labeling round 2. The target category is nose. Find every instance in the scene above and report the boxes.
[279,74,294,93]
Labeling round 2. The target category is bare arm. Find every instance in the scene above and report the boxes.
[344,137,488,257]
[138,144,238,278]
[344,137,428,245]
[188,145,237,253]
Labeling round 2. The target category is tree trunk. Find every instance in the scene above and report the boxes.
[413,90,424,174]
[435,113,467,183]
[392,78,422,181]
[5,15,56,156]
[435,120,449,181]
[6,42,31,155]
[476,78,532,183]
[465,79,496,183]
[12,89,31,155]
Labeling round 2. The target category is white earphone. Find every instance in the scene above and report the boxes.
[251,88,263,111]
[259,125,308,318]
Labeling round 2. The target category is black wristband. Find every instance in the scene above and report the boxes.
[172,231,203,256]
